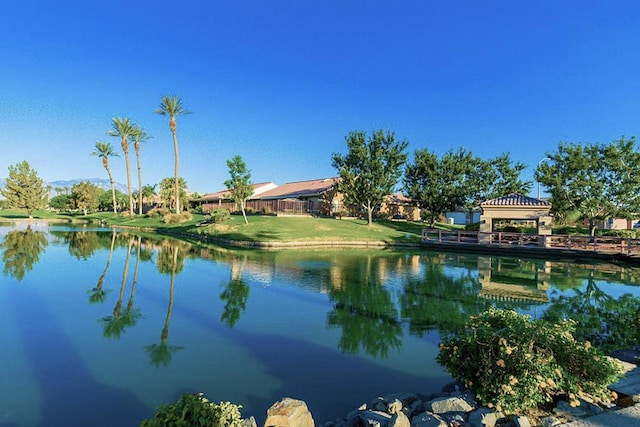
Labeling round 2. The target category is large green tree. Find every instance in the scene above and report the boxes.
[130,125,152,215]
[403,148,473,226]
[92,141,120,215]
[70,181,102,215]
[224,155,254,225]
[158,176,188,210]
[108,117,137,216]
[536,137,640,235]
[0,161,47,219]
[155,95,191,213]
[332,130,408,225]
[0,226,48,281]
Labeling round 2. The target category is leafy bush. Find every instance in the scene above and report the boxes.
[209,209,231,223]
[140,392,243,427]
[437,308,624,414]
[146,207,171,218]
[163,211,193,224]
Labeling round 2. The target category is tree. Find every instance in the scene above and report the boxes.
[224,155,254,224]
[403,148,473,226]
[141,184,157,210]
[464,153,532,218]
[108,117,137,216]
[159,177,188,210]
[536,137,640,235]
[70,181,102,215]
[155,95,191,213]
[130,125,152,215]
[49,194,71,211]
[332,130,408,225]
[92,141,120,215]
[98,189,128,212]
[0,226,48,281]
[0,161,47,219]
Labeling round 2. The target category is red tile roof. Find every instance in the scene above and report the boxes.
[195,182,277,202]
[257,178,339,200]
[480,193,551,207]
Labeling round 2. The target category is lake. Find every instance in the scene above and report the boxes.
[1,222,639,426]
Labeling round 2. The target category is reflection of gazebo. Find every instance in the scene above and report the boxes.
[479,194,552,235]
[477,256,550,303]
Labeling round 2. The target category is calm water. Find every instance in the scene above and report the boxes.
[1,222,639,427]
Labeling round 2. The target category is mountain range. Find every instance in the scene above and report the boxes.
[0,178,129,196]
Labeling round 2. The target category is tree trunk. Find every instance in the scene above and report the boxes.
[135,143,143,215]
[367,202,373,225]
[241,201,249,224]
[122,139,134,216]
[105,165,118,215]
[171,129,180,213]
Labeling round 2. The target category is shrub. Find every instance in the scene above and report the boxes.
[140,392,243,427]
[146,207,171,218]
[437,308,624,414]
[209,209,231,223]
[163,211,193,224]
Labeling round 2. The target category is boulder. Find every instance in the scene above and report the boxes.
[389,411,410,427]
[427,396,473,414]
[467,407,504,427]
[410,411,448,427]
[264,398,315,427]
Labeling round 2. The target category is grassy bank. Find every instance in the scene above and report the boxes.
[0,210,445,243]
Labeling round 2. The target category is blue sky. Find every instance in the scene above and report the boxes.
[1,1,639,194]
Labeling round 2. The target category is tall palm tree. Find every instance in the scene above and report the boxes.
[129,125,152,215]
[154,95,191,212]
[141,184,157,211]
[108,117,137,216]
[92,141,120,215]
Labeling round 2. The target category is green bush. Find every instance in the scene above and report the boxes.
[437,308,624,414]
[146,207,171,218]
[140,392,243,427]
[163,211,193,224]
[209,209,231,223]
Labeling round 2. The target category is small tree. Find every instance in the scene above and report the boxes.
[70,181,102,215]
[332,130,408,225]
[224,155,254,224]
[0,161,47,219]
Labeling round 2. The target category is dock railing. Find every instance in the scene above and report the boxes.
[421,229,640,256]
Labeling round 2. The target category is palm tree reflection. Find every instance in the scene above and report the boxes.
[88,230,117,304]
[145,240,189,367]
[102,237,141,338]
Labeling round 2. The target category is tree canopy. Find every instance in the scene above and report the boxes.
[332,130,408,225]
[159,177,188,210]
[224,155,254,224]
[70,181,102,215]
[536,136,640,235]
[0,161,47,218]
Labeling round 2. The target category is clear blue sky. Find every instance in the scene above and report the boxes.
[2,1,639,194]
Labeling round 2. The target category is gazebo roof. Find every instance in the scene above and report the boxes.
[480,193,550,207]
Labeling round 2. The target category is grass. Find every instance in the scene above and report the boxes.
[0,209,434,243]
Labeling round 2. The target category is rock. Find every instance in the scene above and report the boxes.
[440,412,466,426]
[410,411,448,427]
[427,396,474,414]
[467,407,504,427]
[353,410,391,427]
[242,417,258,427]
[387,399,403,415]
[408,400,426,417]
[538,416,561,427]
[264,397,315,427]
[513,416,531,427]
[553,400,588,419]
[389,411,410,427]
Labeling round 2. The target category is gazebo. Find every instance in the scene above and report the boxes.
[478,194,552,235]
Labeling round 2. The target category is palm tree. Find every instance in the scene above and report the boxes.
[141,184,157,211]
[154,95,191,212]
[129,125,152,215]
[108,117,137,216]
[92,141,120,215]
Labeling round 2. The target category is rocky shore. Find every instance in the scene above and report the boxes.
[252,380,637,427]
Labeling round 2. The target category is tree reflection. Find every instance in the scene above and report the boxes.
[401,257,487,336]
[67,230,100,260]
[101,237,141,338]
[145,240,189,367]
[544,274,640,352]
[0,226,48,281]
[88,230,117,304]
[220,256,250,328]
[326,256,402,358]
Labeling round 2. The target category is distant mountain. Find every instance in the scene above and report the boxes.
[48,178,129,194]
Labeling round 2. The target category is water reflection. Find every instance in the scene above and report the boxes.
[220,255,251,327]
[145,239,189,367]
[0,225,48,281]
[88,230,116,304]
